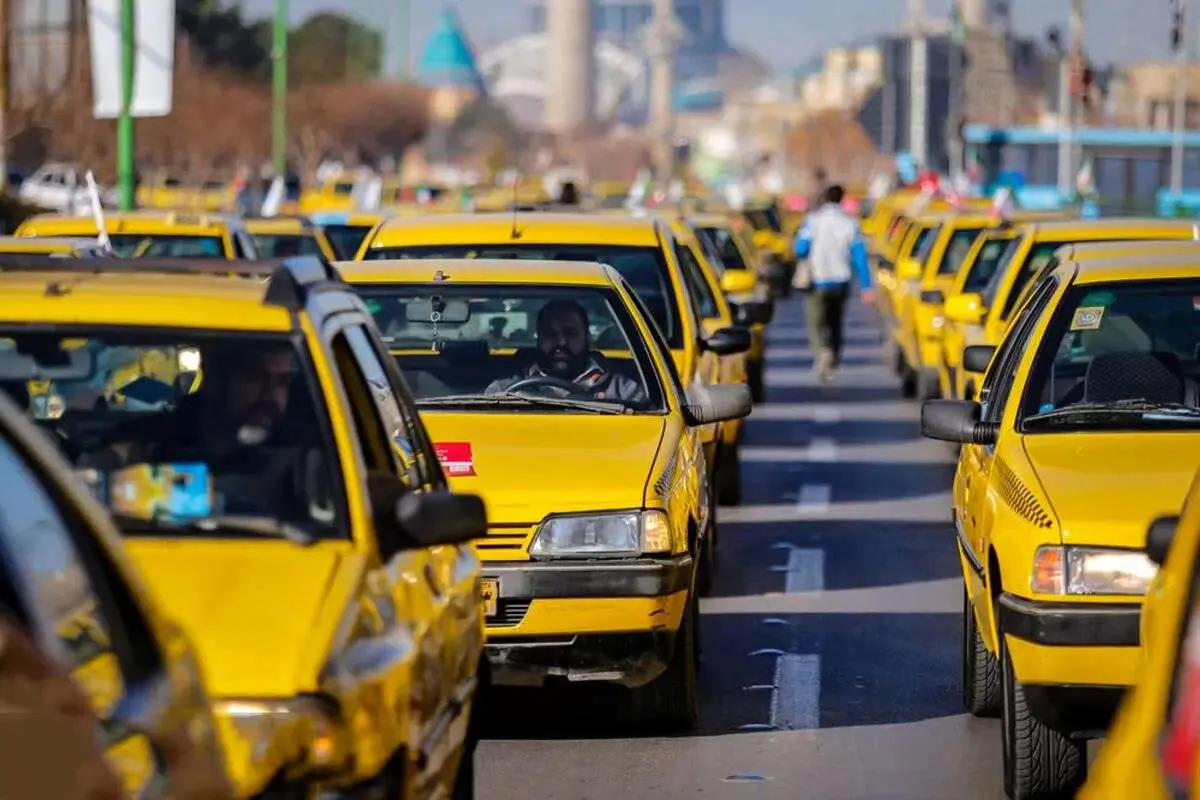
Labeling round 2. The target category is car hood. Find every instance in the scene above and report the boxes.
[421,412,667,524]
[125,539,359,697]
[1024,434,1200,547]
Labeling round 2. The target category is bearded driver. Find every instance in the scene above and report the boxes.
[485,299,646,402]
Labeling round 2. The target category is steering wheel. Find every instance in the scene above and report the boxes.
[505,376,595,398]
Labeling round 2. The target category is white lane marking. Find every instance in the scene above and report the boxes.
[774,547,824,593]
[804,437,838,462]
[769,653,821,731]
[812,405,842,424]
[795,483,831,515]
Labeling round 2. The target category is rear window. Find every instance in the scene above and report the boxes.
[251,233,324,258]
[321,224,373,260]
[363,243,684,347]
[107,234,226,259]
[961,235,1015,293]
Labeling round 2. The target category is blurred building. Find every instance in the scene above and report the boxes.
[480,0,768,130]
[10,0,75,104]
[417,7,486,125]
[799,47,883,115]
[1118,62,1200,129]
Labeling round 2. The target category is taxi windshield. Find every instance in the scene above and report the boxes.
[695,226,748,270]
[356,283,665,413]
[321,224,372,260]
[744,208,781,233]
[107,234,226,258]
[937,227,985,275]
[0,331,343,541]
[363,244,682,347]
[250,233,324,258]
[1021,279,1200,432]
[961,234,1014,293]
[914,223,942,262]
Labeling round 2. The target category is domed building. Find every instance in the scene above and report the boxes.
[417,6,487,125]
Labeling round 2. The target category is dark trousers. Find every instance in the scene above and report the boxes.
[804,284,849,366]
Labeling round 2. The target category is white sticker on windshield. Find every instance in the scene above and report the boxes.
[1071,306,1105,331]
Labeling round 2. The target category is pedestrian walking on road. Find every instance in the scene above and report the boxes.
[793,183,875,383]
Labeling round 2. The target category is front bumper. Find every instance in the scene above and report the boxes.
[998,592,1140,736]
[481,556,693,687]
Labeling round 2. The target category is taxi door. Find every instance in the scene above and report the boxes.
[958,277,1061,650]
[327,319,476,784]
[665,238,721,464]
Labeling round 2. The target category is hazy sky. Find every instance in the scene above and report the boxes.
[239,1,1180,71]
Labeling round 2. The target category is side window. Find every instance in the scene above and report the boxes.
[330,331,392,473]
[234,231,258,259]
[980,276,1059,424]
[674,241,719,318]
[0,434,158,685]
[626,282,687,403]
[231,234,248,259]
[343,324,429,489]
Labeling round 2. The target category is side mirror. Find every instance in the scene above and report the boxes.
[683,383,752,426]
[962,344,998,374]
[944,292,986,325]
[720,270,758,295]
[1146,515,1181,566]
[897,257,922,280]
[919,289,945,305]
[920,399,998,445]
[730,300,773,326]
[702,326,752,355]
[396,491,487,547]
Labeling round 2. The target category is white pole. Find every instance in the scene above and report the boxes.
[908,0,928,169]
[1171,0,1190,197]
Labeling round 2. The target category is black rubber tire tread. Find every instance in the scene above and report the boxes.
[962,585,1000,717]
[634,596,700,732]
[717,443,742,507]
[748,360,765,404]
[1000,639,1087,800]
[917,368,941,401]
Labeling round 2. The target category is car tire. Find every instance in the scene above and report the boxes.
[962,585,1000,717]
[697,474,719,596]
[917,367,940,401]
[451,657,488,800]
[748,360,765,404]
[899,356,918,398]
[1000,637,1086,800]
[717,442,742,506]
[634,594,700,732]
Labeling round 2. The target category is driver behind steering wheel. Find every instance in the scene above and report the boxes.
[485,299,646,403]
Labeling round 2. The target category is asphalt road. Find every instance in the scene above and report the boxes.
[476,294,1009,800]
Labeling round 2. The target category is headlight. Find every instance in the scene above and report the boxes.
[529,510,672,558]
[931,314,945,329]
[177,347,201,372]
[1031,545,1158,596]
[217,696,351,774]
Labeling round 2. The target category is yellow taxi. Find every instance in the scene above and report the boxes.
[357,212,753,580]
[922,251,1200,798]
[861,187,921,245]
[941,218,1200,403]
[297,177,358,215]
[688,213,774,402]
[0,388,233,797]
[245,216,337,260]
[741,202,795,295]
[664,214,772,505]
[138,176,237,212]
[876,212,944,377]
[336,257,752,730]
[0,235,111,257]
[14,211,261,259]
[310,211,391,261]
[0,255,489,798]
[1082,469,1200,798]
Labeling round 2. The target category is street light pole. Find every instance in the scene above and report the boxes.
[1171,0,1189,197]
[117,0,136,211]
[271,0,288,177]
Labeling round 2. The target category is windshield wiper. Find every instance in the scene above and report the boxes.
[113,514,316,545]
[1026,399,1200,428]
[417,392,629,414]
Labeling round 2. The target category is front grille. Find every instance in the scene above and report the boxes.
[474,523,535,560]
[487,600,531,628]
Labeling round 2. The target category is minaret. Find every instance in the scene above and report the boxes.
[544,0,594,133]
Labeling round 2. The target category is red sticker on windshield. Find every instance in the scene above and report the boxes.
[435,442,476,476]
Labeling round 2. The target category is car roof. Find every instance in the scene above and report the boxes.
[367,211,663,250]
[0,256,346,331]
[1065,251,1200,285]
[336,257,620,288]
[0,236,102,251]
[1027,217,1200,241]
[17,211,241,236]
[1057,240,1200,262]
[244,217,312,234]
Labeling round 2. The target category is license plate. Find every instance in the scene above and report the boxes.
[480,578,498,617]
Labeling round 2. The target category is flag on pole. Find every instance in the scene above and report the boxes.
[1075,154,1096,198]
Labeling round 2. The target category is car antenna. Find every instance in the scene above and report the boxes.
[510,172,522,240]
[84,170,113,253]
